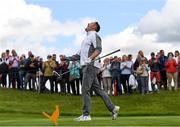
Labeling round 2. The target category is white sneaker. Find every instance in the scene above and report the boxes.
[112,106,120,120]
[74,115,91,121]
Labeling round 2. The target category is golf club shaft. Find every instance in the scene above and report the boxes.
[94,49,120,62]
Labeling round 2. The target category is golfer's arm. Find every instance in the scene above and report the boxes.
[89,50,101,60]
[90,35,102,60]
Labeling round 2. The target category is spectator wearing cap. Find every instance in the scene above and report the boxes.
[24,54,39,90]
[165,52,178,91]
[148,52,161,92]
[41,55,57,93]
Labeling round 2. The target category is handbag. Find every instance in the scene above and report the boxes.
[136,67,144,75]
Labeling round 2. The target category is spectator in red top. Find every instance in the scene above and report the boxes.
[165,52,178,91]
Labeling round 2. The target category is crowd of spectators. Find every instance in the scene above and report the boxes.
[0,49,180,95]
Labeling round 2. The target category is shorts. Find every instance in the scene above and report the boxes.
[150,71,161,83]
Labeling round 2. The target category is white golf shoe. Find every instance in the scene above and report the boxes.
[112,106,120,120]
[74,115,91,121]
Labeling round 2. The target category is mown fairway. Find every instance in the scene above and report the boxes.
[0,114,180,126]
[0,88,180,126]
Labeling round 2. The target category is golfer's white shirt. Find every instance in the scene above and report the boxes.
[78,31,102,68]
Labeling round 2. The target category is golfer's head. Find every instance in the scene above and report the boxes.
[85,22,100,32]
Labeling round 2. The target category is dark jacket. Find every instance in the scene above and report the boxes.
[110,61,121,77]
[158,55,168,71]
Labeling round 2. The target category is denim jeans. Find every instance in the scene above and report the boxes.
[140,76,149,94]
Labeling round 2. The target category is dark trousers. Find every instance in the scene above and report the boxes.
[19,71,26,89]
[62,74,70,94]
[136,76,142,93]
[41,76,54,93]
[1,73,7,87]
[52,76,58,93]
[160,70,167,90]
[70,78,80,95]
[66,78,70,94]
[111,76,122,95]
[9,68,20,89]
[121,74,131,94]
[177,72,180,88]
[58,78,66,94]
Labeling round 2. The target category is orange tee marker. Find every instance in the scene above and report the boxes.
[42,105,60,126]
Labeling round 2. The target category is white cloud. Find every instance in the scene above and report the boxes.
[0,0,61,58]
[137,0,180,42]
[58,17,97,47]
[101,26,178,59]
[0,0,179,62]
[0,0,95,59]
[101,0,180,60]
[57,17,96,36]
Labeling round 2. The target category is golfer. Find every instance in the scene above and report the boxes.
[66,21,119,121]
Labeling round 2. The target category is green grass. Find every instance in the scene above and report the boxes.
[0,88,180,126]
[0,115,180,126]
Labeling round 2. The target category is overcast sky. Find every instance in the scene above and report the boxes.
[0,0,179,60]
